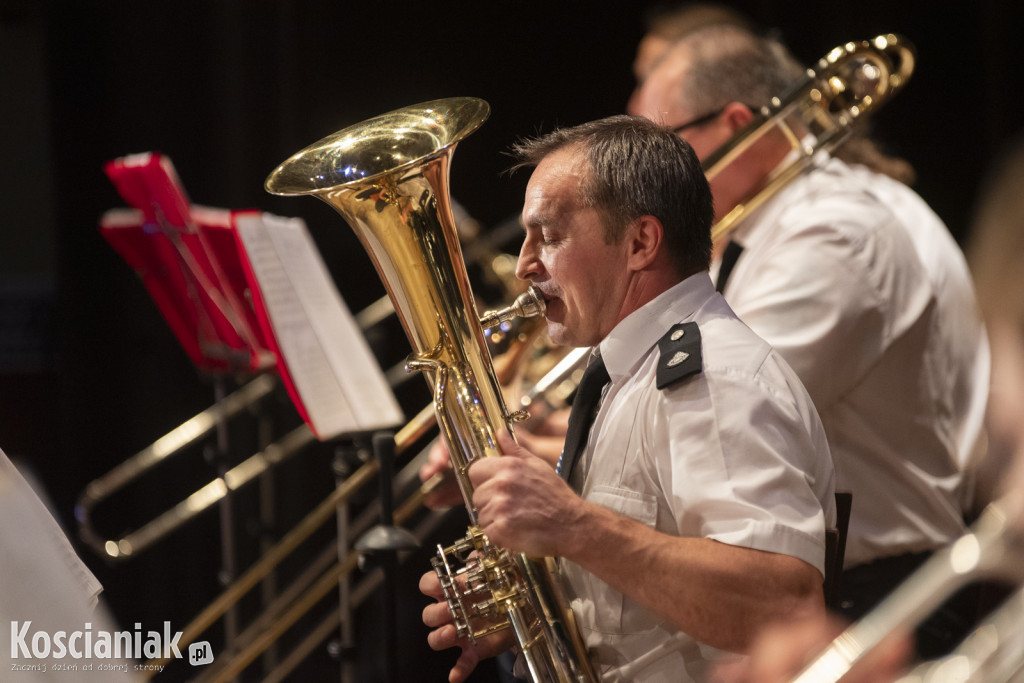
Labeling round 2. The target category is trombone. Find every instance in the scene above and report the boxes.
[75,373,281,560]
[896,584,1024,682]
[705,33,915,243]
[790,492,1024,682]
[686,31,1024,683]
[193,32,917,680]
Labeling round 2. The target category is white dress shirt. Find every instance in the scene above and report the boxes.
[0,449,102,607]
[563,273,836,682]
[712,155,989,567]
[1,449,136,681]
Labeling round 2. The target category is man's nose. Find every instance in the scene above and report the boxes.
[515,239,540,281]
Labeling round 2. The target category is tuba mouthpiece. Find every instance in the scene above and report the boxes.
[479,286,546,330]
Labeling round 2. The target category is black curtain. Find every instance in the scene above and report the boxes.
[2,1,1022,680]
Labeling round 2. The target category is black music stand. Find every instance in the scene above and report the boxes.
[354,431,420,683]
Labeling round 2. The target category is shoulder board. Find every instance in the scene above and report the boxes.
[656,322,702,390]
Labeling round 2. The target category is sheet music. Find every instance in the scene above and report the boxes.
[101,152,274,373]
[234,213,404,439]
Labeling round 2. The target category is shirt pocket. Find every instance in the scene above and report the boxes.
[580,485,660,635]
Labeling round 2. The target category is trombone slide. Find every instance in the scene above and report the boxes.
[75,374,279,559]
[792,494,1024,683]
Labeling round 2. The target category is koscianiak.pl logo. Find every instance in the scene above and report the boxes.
[9,621,212,674]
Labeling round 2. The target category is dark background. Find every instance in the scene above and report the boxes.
[2,1,1023,681]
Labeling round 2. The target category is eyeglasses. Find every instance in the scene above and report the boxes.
[668,108,726,134]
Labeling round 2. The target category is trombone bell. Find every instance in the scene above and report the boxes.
[705,34,916,243]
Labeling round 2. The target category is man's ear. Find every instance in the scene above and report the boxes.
[627,215,664,271]
[721,101,756,134]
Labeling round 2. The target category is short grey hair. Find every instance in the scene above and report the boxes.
[511,115,714,278]
[674,24,805,114]
[674,24,917,184]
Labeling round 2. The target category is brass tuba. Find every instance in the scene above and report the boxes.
[265,97,596,683]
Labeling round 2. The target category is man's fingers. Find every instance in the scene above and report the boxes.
[419,570,443,598]
[514,429,565,468]
[424,485,465,510]
[467,455,500,488]
[422,600,456,629]
[449,648,482,683]
[426,623,460,652]
[497,430,524,455]
[422,620,484,683]
[419,456,447,483]
[421,440,465,509]
[420,439,452,482]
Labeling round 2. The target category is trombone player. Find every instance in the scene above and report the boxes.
[712,133,1024,683]
[630,23,990,657]
[420,115,836,682]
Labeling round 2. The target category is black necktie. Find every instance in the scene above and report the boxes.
[557,356,610,481]
[716,240,745,293]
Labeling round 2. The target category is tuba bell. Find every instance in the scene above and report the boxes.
[265,97,596,682]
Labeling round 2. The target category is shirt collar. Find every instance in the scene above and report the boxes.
[598,272,715,384]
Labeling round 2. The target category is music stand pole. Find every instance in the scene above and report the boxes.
[210,375,239,653]
[258,397,280,671]
[355,431,419,683]
[334,442,361,683]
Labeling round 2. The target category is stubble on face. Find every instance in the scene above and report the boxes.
[518,149,629,348]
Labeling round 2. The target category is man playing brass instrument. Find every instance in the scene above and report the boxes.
[420,115,836,682]
[630,24,990,656]
[713,133,1024,683]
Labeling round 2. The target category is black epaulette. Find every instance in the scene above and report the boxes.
[656,322,702,390]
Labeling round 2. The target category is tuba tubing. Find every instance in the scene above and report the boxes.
[265,97,596,682]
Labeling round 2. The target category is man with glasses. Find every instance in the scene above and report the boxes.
[631,23,990,657]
